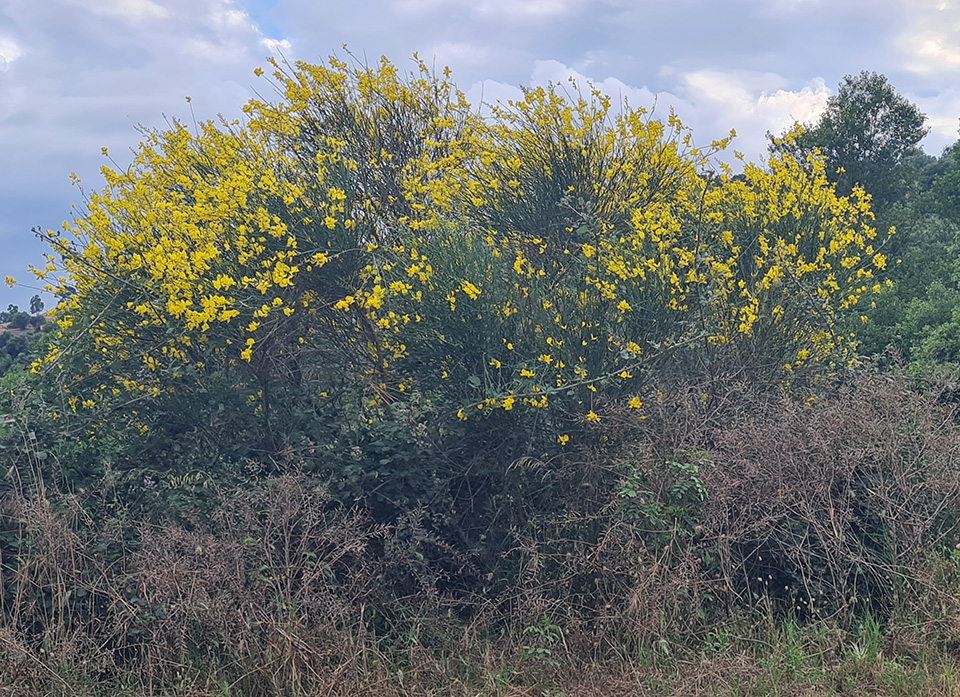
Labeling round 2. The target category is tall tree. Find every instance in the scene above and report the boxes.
[28,294,43,315]
[770,71,928,210]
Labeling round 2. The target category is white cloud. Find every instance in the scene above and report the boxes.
[899,0,960,75]
[674,69,830,158]
[681,69,829,128]
[529,59,670,111]
[773,0,821,7]
[475,0,575,17]
[427,42,490,68]
[67,0,170,23]
[755,81,831,126]
[261,38,292,55]
[209,3,251,30]
[465,78,523,112]
[180,37,248,64]
[467,61,668,115]
[484,61,828,162]
[906,35,960,74]
[397,0,580,20]
[0,38,23,67]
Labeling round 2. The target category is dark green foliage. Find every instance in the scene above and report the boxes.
[28,294,43,316]
[849,133,960,360]
[618,449,711,550]
[0,325,45,377]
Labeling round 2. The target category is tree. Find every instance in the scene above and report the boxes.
[770,71,928,210]
[0,304,31,330]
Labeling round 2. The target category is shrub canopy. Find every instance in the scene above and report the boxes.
[19,55,889,501]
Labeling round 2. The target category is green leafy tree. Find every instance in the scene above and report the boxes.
[0,305,19,323]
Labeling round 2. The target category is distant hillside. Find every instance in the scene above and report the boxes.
[0,322,46,378]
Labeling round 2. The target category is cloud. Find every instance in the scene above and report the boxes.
[261,37,292,54]
[209,2,251,31]
[464,78,523,113]
[180,37,249,64]
[680,69,830,126]
[673,69,830,157]
[529,60,673,111]
[472,60,829,162]
[0,38,22,68]
[913,90,960,153]
[397,0,580,20]
[464,60,689,123]
[898,0,960,76]
[65,0,170,23]
[0,0,295,307]
[427,42,490,68]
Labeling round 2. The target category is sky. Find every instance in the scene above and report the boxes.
[2,0,960,310]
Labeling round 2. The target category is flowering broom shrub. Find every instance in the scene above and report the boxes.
[13,55,889,513]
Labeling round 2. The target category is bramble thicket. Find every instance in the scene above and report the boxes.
[9,57,960,697]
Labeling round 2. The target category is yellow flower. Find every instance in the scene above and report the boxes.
[586,411,600,423]
[461,280,481,300]
[557,434,570,445]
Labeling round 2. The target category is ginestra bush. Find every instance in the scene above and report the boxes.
[15,55,889,508]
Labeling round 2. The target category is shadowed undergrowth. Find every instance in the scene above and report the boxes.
[4,372,960,695]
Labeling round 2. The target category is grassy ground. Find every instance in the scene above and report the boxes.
[4,615,960,696]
